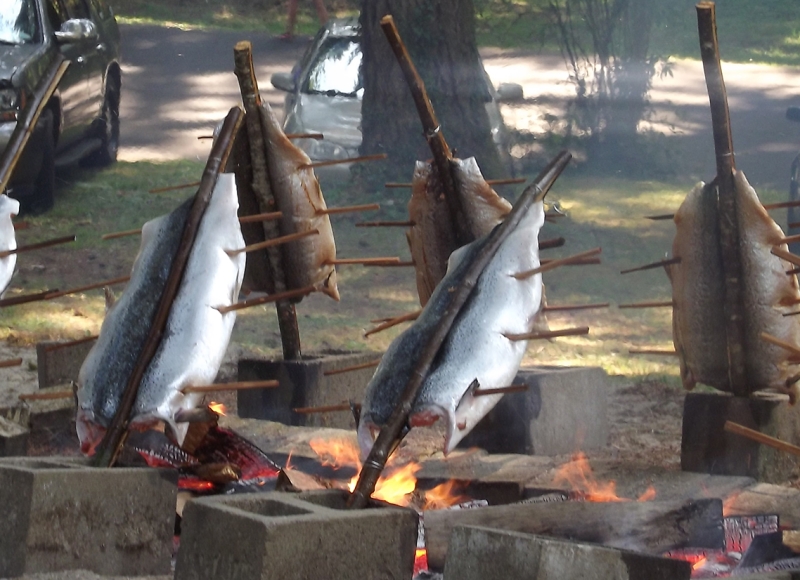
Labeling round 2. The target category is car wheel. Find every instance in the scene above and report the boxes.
[20,110,55,215]
[86,73,120,167]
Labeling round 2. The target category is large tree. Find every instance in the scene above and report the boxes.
[357,0,508,186]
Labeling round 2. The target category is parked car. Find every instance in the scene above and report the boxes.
[0,0,121,213]
[271,18,521,164]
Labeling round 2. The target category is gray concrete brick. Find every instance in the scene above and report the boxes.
[237,351,380,429]
[36,339,96,389]
[443,526,691,580]
[175,489,418,580]
[0,415,28,456]
[459,366,609,455]
[0,457,177,578]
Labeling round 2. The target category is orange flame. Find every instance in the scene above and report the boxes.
[553,453,656,502]
[208,401,227,416]
[637,486,657,502]
[423,480,471,510]
[692,557,707,571]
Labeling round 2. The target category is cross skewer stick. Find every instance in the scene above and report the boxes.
[514,248,601,279]
[618,300,675,309]
[760,331,800,357]
[772,246,800,267]
[364,309,421,337]
[181,380,279,394]
[384,177,527,188]
[620,257,681,275]
[543,303,610,312]
[44,275,130,300]
[293,402,359,414]
[356,220,415,228]
[628,348,678,356]
[44,335,98,352]
[217,285,317,314]
[725,420,800,458]
[326,257,401,266]
[102,211,285,240]
[316,203,380,216]
[504,326,590,342]
[19,389,73,401]
[0,289,57,307]
[299,153,387,170]
[0,357,23,368]
[473,384,528,397]
[226,229,319,256]
[323,359,382,376]
[0,235,76,258]
[149,181,201,194]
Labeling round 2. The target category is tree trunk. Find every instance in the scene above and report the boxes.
[358,0,507,186]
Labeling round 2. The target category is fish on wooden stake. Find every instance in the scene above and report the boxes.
[76,174,246,454]
[358,192,545,458]
[668,170,800,399]
[0,195,19,295]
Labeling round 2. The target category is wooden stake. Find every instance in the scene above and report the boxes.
[473,384,528,397]
[149,181,201,194]
[217,285,316,314]
[101,228,141,240]
[323,359,381,376]
[628,348,678,356]
[356,221,415,228]
[299,153,387,170]
[618,300,675,309]
[0,234,76,258]
[778,233,800,245]
[514,248,601,279]
[316,203,380,216]
[0,357,23,368]
[725,420,800,458]
[13,221,30,231]
[760,331,800,357]
[181,380,279,394]
[327,257,401,266]
[285,132,324,140]
[44,276,129,300]
[543,303,609,312]
[620,256,681,275]
[772,246,800,267]
[364,309,422,337]
[763,200,800,210]
[228,229,319,256]
[293,402,357,414]
[19,389,73,401]
[0,289,57,307]
[238,211,282,224]
[539,237,566,251]
[504,326,589,342]
[43,335,98,352]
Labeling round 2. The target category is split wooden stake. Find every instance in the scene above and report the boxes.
[540,256,601,267]
[217,285,317,315]
[316,203,380,216]
[227,229,319,256]
[323,359,382,376]
[0,234,76,258]
[724,420,800,458]
[620,256,681,275]
[364,309,422,337]
[44,275,130,300]
[628,348,678,356]
[473,384,528,397]
[356,221,415,228]
[543,303,610,312]
[149,181,201,194]
[514,248,601,279]
[181,380,279,394]
[19,389,73,401]
[504,326,589,342]
[618,300,675,309]
[0,357,23,368]
[299,153,387,170]
[44,335,98,352]
[760,331,800,357]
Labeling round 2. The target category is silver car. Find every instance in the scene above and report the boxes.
[271,18,520,163]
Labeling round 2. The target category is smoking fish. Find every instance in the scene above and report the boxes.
[0,195,18,296]
[76,174,245,454]
[260,103,339,300]
[669,170,800,399]
[407,157,511,305]
[359,195,545,458]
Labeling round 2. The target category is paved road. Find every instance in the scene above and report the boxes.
[119,23,800,191]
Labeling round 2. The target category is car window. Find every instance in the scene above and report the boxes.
[0,0,41,44]
[304,37,362,97]
[62,0,90,20]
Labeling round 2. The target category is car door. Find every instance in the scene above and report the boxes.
[83,0,115,121]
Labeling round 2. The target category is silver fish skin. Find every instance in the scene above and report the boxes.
[358,199,545,458]
[76,174,245,452]
[0,195,18,296]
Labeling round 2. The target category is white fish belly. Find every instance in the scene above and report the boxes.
[0,195,19,296]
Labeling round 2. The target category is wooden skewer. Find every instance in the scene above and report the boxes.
[197,135,213,140]
[293,402,358,415]
[771,246,800,267]
[238,211,282,224]
[628,348,678,356]
[0,357,23,368]
[763,200,800,210]
[228,229,319,256]
[0,289,57,307]
[356,221,415,228]
[543,302,610,312]
[326,257,401,266]
[760,331,800,357]
[724,420,800,458]
[539,237,566,251]
[285,132,324,140]
[514,248,601,279]
[540,257,601,266]
[787,267,800,276]
[181,380,279,394]
[789,221,800,229]
[316,203,380,216]
[19,389,73,401]
[0,234,76,258]
[149,181,201,194]
[384,177,527,188]
[618,300,675,309]
[44,335,98,352]
[365,309,422,337]
[620,256,681,275]
[13,221,30,231]
[44,275,130,300]
[323,359,382,376]
[473,384,528,397]
[778,233,800,245]
[216,285,317,314]
[299,153,388,170]
[644,214,675,221]
[101,228,141,240]
[504,326,590,341]
[368,260,414,267]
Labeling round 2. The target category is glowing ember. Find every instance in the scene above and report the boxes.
[637,486,657,502]
[553,452,656,502]
[692,557,707,571]
[208,401,227,416]
[413,548,428,576]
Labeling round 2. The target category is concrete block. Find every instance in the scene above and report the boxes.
[237,350,380,429]
[681,392,800,483]
[175,489,418,580]
[0,457,177,578]
[36,339,96,389]
[0,415,28,456]
[459,366,609,455]
[443,525,691,580]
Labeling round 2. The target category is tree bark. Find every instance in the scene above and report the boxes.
[359,0,507,185]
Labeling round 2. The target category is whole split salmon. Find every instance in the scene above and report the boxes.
[0,195,18,295]
[359,192,545,457]
[76,174,246,454]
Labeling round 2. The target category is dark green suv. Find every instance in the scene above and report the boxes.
[0,0,121,212]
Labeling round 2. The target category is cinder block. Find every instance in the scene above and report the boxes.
[175,489,418,580]
[0,416,28,456]
[681,392,800,483]
[237,351,380,429]
[459,366,609,455]
[443,525,691,580]
[0,457,177,578]
[36,339,96,389]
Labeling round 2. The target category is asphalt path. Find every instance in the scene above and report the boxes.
[118,23,800,192]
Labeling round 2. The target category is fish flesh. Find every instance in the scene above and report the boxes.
[76,174,246,454]
[669,170,800,398]
[407,157,511,305]
[260,103,339,300]
[359,196,545,458]
[0,195,18,296]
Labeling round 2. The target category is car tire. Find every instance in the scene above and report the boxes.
[20,109,55,215]
[86,73,120,167]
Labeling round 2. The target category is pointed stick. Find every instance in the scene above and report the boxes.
[628,348,678,356]
[725,420,800,458]
[0,289,58,307]
[217,285,317,315]
[620,256,681,275]
[316,203,380,216]
[299,153,387,170]
[618,300,675,309]
[0,234,76,258]
[505,326,589,342]
[294,402,359,414]
[760,331,800,357]
[789,221,800,229]
[367,261,414,267]
[539,237,566,250]
[44,335,98,352]
[763,200,800,210]
[323,359,382,376]
[227,229,319,256]
[238,211,282,224]
[102,228,141,240]
[19,389,73,401]
[44,276,130,300]
[540,256,601,266]
[181,380,279,394]
[771,246,800,267]
[365,309,422,337]
[286,132,324,140]
[543,302,609,312]
[327,257,400,266]
[149,181,201,194]
[473,384,528,397]
[778,233,800,245]
[644,214,675,221]
[514,248,601,279]
[0,357,22,368]
[356,220,415,228]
